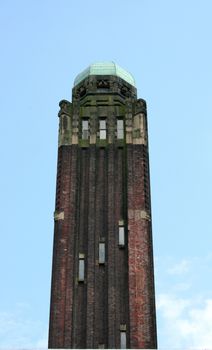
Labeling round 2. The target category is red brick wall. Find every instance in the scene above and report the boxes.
[49,146,131,348]
[49,146,77,348]
[127,144,157,349]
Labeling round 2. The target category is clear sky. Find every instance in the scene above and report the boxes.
[0,0,212,348]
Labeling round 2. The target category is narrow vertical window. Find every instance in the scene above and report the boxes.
[99,119,106,139]
[82,119,89,140]
[117,119,124,139]
[99,242,105,264]
[120,331,126,349]
[120,325,127,349]
[78,254,85,282]
[119,226,125,246]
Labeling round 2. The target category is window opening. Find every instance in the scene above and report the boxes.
[119,226,125,246]
[82,119,89,140]
[120,325,127,349]
[99,119,106,139]
[117,119,124,139]
[120,331,126,349]
[78,254,85,281]
[99,242,105,264]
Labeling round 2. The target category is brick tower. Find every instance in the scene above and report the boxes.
[48,62,157,349]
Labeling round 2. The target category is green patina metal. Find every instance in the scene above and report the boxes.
[74,62,136,87]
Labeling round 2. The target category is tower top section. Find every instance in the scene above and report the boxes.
[74,61,136,87]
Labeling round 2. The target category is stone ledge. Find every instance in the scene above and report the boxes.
[54,210,65,221]
[128,209,151,221]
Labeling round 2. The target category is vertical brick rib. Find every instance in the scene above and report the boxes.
[71,146,79,348]
[127,145,137,348]
[94,148,108,347]
[123,146,131,348]
[114,147,125,347]
[86,145,96,348]
[144,145,157,347]
[48,223,61,346]
[72,148,88,348]
[63,146,76,347]
[127,144,157,349]
[48,146,72,348]
[107,145,116,348]
[114,148,121,348]
[115,148,129,341]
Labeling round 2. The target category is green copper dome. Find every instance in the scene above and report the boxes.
[74,62,136,87]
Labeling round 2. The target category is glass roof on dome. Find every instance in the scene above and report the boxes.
[74,62,136,87]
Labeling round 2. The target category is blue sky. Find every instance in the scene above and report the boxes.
[0,0,212,348]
